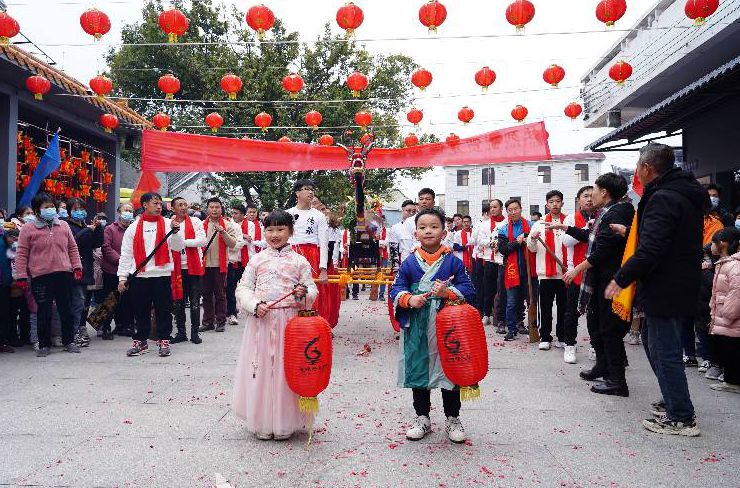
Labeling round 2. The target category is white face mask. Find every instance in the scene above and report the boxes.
[710,196,720,208]
[23,215,36,224]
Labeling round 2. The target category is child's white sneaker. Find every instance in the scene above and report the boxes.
[564,345,577,364]
[406,415,431,441]
[445,416,466,444]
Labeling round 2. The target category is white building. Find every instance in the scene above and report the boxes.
[443,153,605,220]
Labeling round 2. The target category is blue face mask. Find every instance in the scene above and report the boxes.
[71,210,87,221]
[40,208,57,222]
[735,220,740,230]
[120,211,134,222]
[23,215,36,224]
[58,208,68,218]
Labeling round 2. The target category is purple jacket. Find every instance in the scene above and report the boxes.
[102,221,127,275]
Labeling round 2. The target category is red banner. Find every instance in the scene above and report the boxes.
[141,122,551,172]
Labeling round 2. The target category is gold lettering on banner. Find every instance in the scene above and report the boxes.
[506,263,516,280]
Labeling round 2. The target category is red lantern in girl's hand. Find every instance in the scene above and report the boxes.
[220,74,243,100]
[446,133,460,145]
[255,112,273,132]
[354,111,372,130]
[89,75,113,100]
[511,104,528,122]
[100,113,119,133]
[419,0,447,33]
[284,310,333,413]
[346,71,368,97]
[158,74,180,100]
[152,112,171,131]
[159,8,188,43]
[404,133,419,147]
[458,106,474,124]
[80,8,111,40]
[278,136,292,143]
[411,68,433,91]
[246,4,275,40]
[506,0,535,32]
[435,300,488,401]
[205,112,224,133]
[0,11,20,45]
[282,73,304,99]
[564,102,583,120]
[305,110,323,130]
[318,134,334,146]
[685,0,719,25]
[596,0,627,27]
[609,60,633,84]
[336,2,364,37]
[543,64,565,87]
[26,75,51,101]
[406,108,423,126]
[475,66,496,91]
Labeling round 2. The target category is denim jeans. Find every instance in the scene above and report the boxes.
[505,279,527,334]
[70,284,87,335]
[641,315,695,422]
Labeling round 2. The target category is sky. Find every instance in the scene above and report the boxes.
[6,0,662,198]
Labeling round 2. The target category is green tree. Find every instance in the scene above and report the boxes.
[107,0,431,210]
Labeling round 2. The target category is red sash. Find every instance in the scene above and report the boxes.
[203,218,228,273]
[572,212,588,286]
[240,219,249,268]
[380,227,388,260]
[252,218,262,253]
[544,213,568,277]
[133,214,170,270]
[341,230,349,268]
[171,216,203,300]
[460,229,472,272]
[504,218,533,289]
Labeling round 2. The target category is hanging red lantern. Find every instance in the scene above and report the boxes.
[255,111,273,132]
[346,71,369,97]
[404,133,419,147]
[474,66,496,92]
[543,64,565,88]
[355,111,373,130]
[152,113,171,131]
[564,102,583,120]
[360,132,374,145]
[411,68,433,91]
[446,133,460,145]
[89,75,113,100]
[0,11,20,45]
[435,300,488,401]
[506,0,535,32]
[158,74,181,100]
[26,75,51,101]
[336,2,364,37]
[205,112,224,133]
[596,0,627,27]
[100,113,119,133]
[79,8,111,40]
[511,104,528,122]
[246,4,275,40]
[282,73,304,99]
[305,110,323,130]
[284,310,333,413]
[406,108,424,126]
[278,136,292,143]
[609,60,633,84]
[220,74,243,100]
[419,0,447,33]
[158,8,189,43]
[685,0,719,25]
[318,134,334,146]
[457,106,474,124]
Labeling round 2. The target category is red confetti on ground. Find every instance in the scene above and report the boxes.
[122,419,132,424]
[480,466,494,477]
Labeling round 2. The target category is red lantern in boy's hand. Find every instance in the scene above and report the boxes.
[435,300,488,401]
[284,310,333,413]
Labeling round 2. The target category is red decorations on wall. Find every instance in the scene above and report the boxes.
[609,60,633,84]
[158,8,189,43]
[346,71,369,97]
[318,134,335,146]
[511,104,528,122]
[100,113,119,133]
[336,2,364,37]
[419,0,447,33]
[158,74,181,100]
[406,108,424,126]
[80,8,111,40]
[355,111,373,130]
[564,102,583,120]
[506,0,535,32]
[446,133,460,145]
[404,133,419,147]
[457,106,474,124]
[246,4,275,40]
[282,73,304,99]
[89,75,113,100]
[0,11,20,45]
[26,75,51,101]
[152,113,171,131]
[411,68,433,91]
[255,111,273,132]
[475,66,496,91]
[220,74,243,100]
[205,112,224,133]
[305,110,323,130]
[283,310,333,413]
[596,0,627,27]
[543,64,565,87]
[278,136,292,143]
[685,0,719,25]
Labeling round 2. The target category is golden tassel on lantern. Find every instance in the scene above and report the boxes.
[459,385,481,402]
[298,396,319,413]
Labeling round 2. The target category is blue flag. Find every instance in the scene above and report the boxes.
[19,131,61,208]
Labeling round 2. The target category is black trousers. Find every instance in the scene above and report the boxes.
[472,258,484,314]
[0,286,10,345]
[587,282,629,383]
[710,335,740,385]
[494,268,506,325]
[30,272,76,348]
[412,388,461,418]
[538,279,567,343]
[226,263,244,317]
[129,276,173,342]
[174,270,201,329]
[475,261,499,317]
[101,272,134,331]
[562,283,581,346]
[9,294,30,343]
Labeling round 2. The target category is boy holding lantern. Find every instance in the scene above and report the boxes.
[391,208,476,444]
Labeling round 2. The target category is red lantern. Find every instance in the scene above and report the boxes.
[543,64,565,88]
[355,111,372,130]
[404,133,419,147]
[435,300,488,401]
[305,110,323,130]
[246,4,275,40]
[152,113,171,131]
[411,68,433,91]
[564,102,583,120]
[446,133,460,145]
[407,108,423,126]
[158,74,181,100]
[506,0,535,32]
[89,75,113,100]
[475,66,496,91]
[685,0,719,25]
[26,75,51,101]
[419,0,447,33]
[283,310,333,413]
[346,71,369,97]
[596,0,627,27]
[511,104,528,122]
[282,73,304,99]
[278,136,292,143]
[318,134,334,146]
[220,74,243,100]
[205,112,224,133]
[80,8,111,40]
[100,113,119,133]
[360,132,374,145]
[336,2,364,37]
[0,11,20,45]
[458,106,474,124]
[255,112,273,132]
[609,60,633,84]
[159,8,189,43]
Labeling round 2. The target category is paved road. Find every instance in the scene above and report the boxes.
[1,297,738,487]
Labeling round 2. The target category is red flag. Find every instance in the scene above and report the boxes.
[131,170,161,209]
[632,170,643,197]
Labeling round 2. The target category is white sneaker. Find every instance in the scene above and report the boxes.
[228,315,239,325]
[698,360,710,373]
[552,340,565,349]
[564,345,577,364]
[51,336,63,347]
[481,316,489,325]
[588,347,596,361]
[445,416,466,444]
[32,342,40,351]
[405,415,431,441]
[538,341,551,351]
[705,365,723,380]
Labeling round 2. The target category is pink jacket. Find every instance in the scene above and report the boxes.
[14,218,82,280]
[709,251,740,338]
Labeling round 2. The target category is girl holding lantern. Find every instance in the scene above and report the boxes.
[233,210,318,441]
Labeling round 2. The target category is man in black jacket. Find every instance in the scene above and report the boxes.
[606,143,704,437]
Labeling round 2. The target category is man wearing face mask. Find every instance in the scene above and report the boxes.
[101,204,136,338]
[707,184,734,227]
[57,201,68,220]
